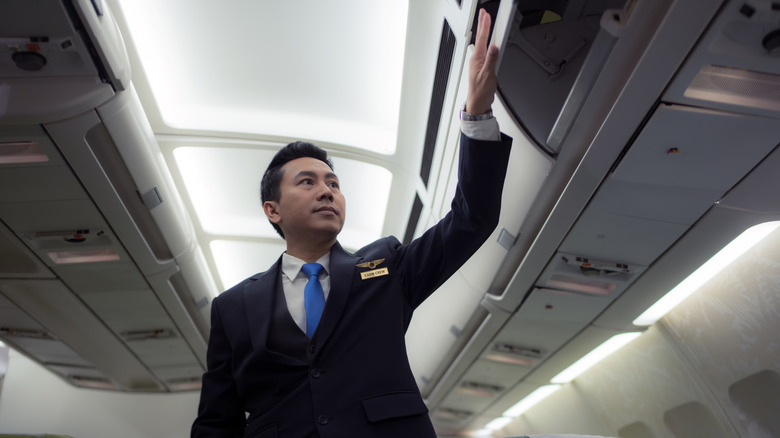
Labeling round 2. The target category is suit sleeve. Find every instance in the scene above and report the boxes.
[397,132,511,309]
[191,297,245,437]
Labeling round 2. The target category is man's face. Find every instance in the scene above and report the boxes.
[264,157,346,241]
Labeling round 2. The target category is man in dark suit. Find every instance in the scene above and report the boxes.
[192,9,512,438]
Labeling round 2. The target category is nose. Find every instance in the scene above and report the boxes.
[316,182,334,201]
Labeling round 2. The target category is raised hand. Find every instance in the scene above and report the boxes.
[465,8,499,115]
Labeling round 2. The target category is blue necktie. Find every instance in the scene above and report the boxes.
[302,263,325,338]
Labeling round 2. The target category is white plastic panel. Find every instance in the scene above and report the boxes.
[0,221,52,278]
[127,337,198,368]
[612,104,780,193]
[559,208,689,266]
[591,179,718,226]
[79,289,172,334]
[520,287,614,324]
[406,269,486,388]
[0,200,108,233]
[5,337,91,368]
[0,166,86,202]
[0,292,50,333]
[55,262,148,293]
[0,279,162,390]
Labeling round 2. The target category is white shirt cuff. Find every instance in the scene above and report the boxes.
[461,117,501,141]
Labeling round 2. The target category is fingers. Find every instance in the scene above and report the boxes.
[466,9,498,115]
[474,9,491,56]
[484,44,499,74]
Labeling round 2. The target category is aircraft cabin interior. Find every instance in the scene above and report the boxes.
[1,0,779,437]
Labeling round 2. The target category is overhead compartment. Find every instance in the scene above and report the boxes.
[0,0,128,123]
[426,0,780,433]
[495,0,630,154]
[0,0,215,392]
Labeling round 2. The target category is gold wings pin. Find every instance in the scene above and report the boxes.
[356,259,388,280]
[356,258,385,269]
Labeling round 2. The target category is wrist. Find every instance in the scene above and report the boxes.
[460,104,493,121]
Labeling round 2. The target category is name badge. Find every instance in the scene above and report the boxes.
[360,267,389,280]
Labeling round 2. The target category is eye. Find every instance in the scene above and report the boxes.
[328,181,340,189]
[301,178,314,185]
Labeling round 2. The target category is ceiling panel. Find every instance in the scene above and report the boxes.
[559,210,689,266]
[55,262,148,293]
[0,200,108,233]
[115,0,408,154]
[0,166,86,202]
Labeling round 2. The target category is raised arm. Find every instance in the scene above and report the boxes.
[465,8,500,115]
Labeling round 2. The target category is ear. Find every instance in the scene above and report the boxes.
[263,201,282,225]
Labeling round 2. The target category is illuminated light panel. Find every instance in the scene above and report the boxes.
[168,377,202,391]
[47,249,120,264]
[685,65,780,112]
[117,1,408,154]
[0,141,48,163]
[70,376,117,390]
[210,240,288,290]
[547,274,616,295]
[484,353,534,366]
[484,416,513,431]
[174,147,392,251]
[551,332,642,384]
[457,382,503,398]
[502,385,562,417]
[634,221,780,326]
[485,343,541,366]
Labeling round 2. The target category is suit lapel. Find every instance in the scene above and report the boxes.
[315,242,358,349]
[242,258,307,366]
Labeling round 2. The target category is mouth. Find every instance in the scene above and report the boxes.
[314,206,338,216]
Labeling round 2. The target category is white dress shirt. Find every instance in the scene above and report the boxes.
[281,252,331,333]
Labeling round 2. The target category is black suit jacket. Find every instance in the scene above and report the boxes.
[192,133,512,437]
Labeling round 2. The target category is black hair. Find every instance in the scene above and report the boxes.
[260,141,333,239]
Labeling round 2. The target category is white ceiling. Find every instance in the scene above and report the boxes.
[112,0,410,289]
[117,0,408,154]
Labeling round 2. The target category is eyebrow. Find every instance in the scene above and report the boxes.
[294,170,339,181]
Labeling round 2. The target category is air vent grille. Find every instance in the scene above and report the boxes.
[420,19,456,187]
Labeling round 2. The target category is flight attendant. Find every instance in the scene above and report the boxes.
[192,9,512,438]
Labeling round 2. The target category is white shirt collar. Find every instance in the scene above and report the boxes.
[281,251,331,282]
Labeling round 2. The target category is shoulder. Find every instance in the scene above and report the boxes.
[351,236,403,257]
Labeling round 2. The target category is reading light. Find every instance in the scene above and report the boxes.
[551,332,642,384]
[168,377,202,391]
[70,375,117,390]
[47,248,120,264]
[0,141,49,163]
[502,384,562,417]
[485,343,541,366]
[685,65,780,111]
[484,416,513,431]
[633,221,780,326]
[457,381,504,397]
